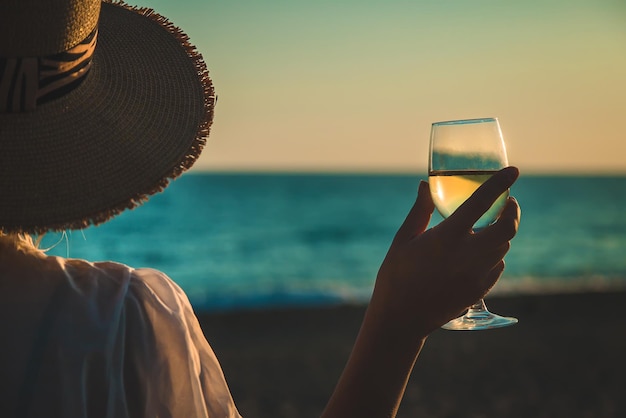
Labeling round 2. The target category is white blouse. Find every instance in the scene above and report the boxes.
[0,243,241,418]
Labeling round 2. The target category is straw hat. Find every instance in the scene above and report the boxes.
[0,0,215,234]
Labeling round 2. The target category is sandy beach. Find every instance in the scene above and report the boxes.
[198,290,626,418]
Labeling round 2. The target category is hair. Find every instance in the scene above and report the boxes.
[0,232,42,253]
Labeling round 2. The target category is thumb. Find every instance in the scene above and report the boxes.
[393,181,435,243]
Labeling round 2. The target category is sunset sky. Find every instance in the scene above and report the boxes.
[136,0,626,174]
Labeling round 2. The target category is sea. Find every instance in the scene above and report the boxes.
[43,173,626,312]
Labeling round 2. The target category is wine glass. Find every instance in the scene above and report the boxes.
[428,117,518,330]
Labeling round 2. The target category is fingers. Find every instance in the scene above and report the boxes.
[445,166,519,233]
[465,240,510,275]
[453,259,506,313]
[480,260,505,294]
[471,197,521,247]
[393,181,435,243]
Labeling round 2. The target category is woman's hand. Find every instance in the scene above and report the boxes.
[322,167,521,418]
[372,166,521,337]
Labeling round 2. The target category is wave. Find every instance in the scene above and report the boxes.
[491,275,626,296]
[188,274,626,312]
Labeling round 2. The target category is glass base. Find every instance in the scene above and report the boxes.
[442,309,518,331]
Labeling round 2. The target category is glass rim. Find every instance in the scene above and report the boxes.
[432,117,498,127]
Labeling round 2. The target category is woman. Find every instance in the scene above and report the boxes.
[0,0,520,416]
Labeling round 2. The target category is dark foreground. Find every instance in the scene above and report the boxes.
[198,291,626,418]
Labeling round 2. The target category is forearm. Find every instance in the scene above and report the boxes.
[321,302,427,418]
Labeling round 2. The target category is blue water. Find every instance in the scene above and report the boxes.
[43,173,626,312]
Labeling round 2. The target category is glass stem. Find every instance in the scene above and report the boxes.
[464,299,492,320]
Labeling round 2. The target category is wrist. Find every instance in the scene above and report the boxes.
[363,293,430,350]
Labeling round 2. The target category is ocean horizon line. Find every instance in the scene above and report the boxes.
[187,168,626,177]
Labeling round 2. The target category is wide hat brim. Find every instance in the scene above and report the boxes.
[0,1,215,234]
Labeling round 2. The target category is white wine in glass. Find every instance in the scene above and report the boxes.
[428,117,517,330]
